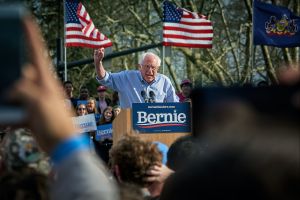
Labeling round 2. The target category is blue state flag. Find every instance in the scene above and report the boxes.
[253,0,300,47]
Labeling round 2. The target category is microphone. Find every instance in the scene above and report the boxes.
[149,91,156,103]
[141,90,148,103]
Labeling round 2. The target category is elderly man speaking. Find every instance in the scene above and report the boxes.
[94,48,179,108]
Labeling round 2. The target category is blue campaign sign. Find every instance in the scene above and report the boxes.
[132,103,191,133]
[95,124,113,141]
[77,100,88,106]
[95,113,101,122]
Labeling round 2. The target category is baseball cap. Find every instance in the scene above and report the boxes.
[1,129,50,174]
[180,79,192,87]
[97,85,107,92]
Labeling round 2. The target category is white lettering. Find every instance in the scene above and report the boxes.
[80,122,93,128]
[98,128,113,135]
[173,110,178,122]
[177,113,186,123]
[147,113,156,124]
[164,113,173,123]
[136,110,187,124]
[137,111,147,123]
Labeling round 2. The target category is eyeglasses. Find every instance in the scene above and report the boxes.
[77,108,86,110]
[142,64,158,71]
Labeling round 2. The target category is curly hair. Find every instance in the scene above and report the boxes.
[109,136,162,187]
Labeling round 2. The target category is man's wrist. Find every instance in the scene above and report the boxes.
[96,75,103,82]
[51,134,90,165]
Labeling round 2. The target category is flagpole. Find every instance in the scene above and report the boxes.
[63,0,67,81]
[162,0,165,75]
[162,45,165,74]
[250,0,255,84]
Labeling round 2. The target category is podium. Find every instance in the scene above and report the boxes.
[113,109,190,147]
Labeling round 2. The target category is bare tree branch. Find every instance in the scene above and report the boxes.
[217,0,241,81]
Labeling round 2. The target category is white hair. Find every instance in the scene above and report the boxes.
[139,52,161,67]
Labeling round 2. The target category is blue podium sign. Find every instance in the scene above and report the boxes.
[132,103,191,133]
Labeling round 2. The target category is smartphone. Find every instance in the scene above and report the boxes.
[0,4,27,124]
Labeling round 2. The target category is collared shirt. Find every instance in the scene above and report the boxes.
[98,99,108,114]
[96,70,179,108]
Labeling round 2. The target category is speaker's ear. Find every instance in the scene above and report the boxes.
[138,64,142,70]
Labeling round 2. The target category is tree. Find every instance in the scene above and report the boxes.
[4,0,299,94]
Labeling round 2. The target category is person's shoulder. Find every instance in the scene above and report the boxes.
[157,74,173,84]
[157,73,170,80]
[118,70,139,76]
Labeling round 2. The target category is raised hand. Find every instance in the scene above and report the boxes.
[94,48,105,67]
[94,47,106,79]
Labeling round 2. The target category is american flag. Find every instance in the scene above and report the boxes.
[163,1,213,48]
[65,0,112,48]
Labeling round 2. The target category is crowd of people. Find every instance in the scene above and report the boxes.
[0,8,299,200]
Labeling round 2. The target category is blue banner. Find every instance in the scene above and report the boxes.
[95,124,113,141]
[77,100,88,106]
[132,103,191,133]
[95,113,101,122]
[253,0,300,47]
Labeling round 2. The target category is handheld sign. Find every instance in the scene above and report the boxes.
[94,113,101,122]
[95,124,113,141]
[77,100,88,106]
[132,103,191,133]
[72,114,97,133]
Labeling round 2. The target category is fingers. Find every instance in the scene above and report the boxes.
[144,176,157,183]
[144,165,162,183]
[278,66,300,85]
[146,165,161,176]
[144,164,174,183]
[94,48,105,57]
[10,67,41,105]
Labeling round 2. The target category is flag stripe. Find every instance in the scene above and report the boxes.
[164,26,213,34]
[179,21,212,26]
[163,22,213,30]
[163,34,213,40]
[163,30,213,38]
[66,38,112,46]
[163,38,213,44]
[163,42,212,48]
[66,35,106,41]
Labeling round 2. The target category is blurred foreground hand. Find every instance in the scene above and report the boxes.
[10,17,77,154]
